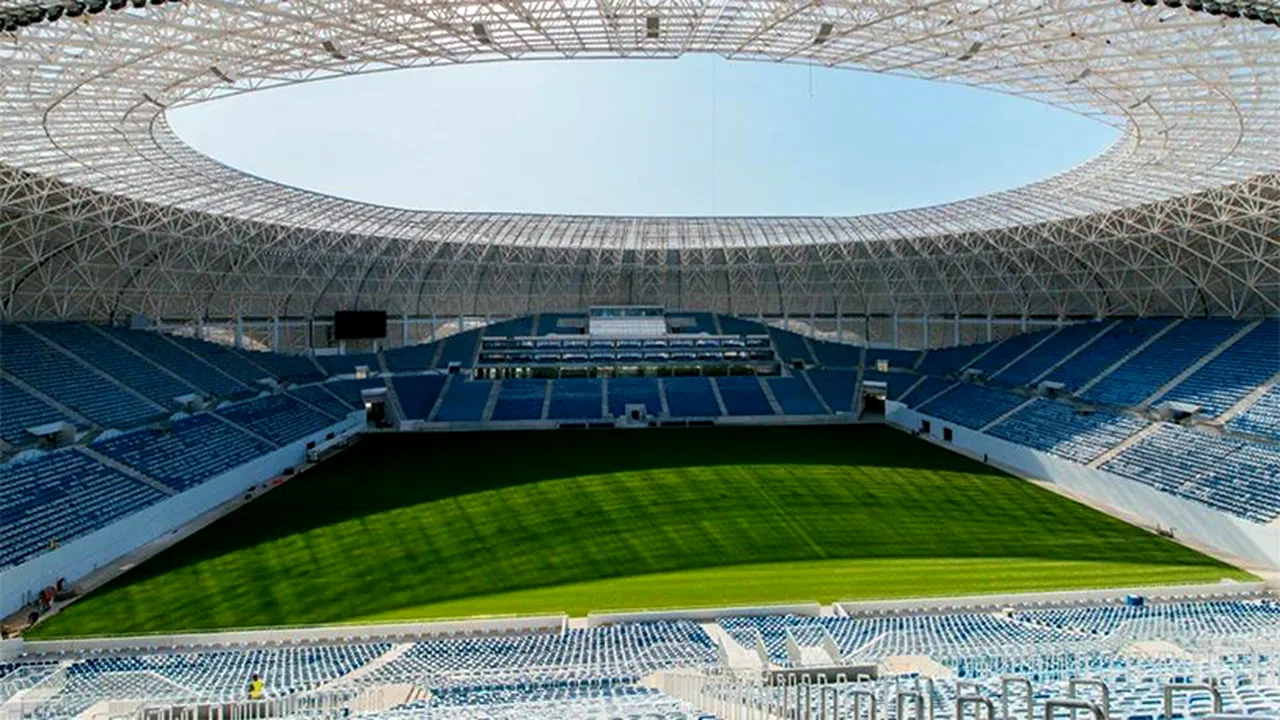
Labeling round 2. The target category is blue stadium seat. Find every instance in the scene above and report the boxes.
[99,327,250,398]
[1155,320,1280,418]
[94,414,275,492]
[1044,318,1172,393]
[0,379,72,445]
[434,330,482,369]
[965,328,1057,375]
[663,377,721,417]
[1229,385,1280,442]
[917,384,1028,429]
[717,315,768,335]
[383,343,438,372]
[990,321,1111,387]
[215,394,336,445]
[28,323,198,407]
[768,327,816,366]
[484,316,536,337]
[916,341,998,377]
[492,379,549,421]
[988,400,1149,464]
[809,340,861,367]
[289,385,353,419]
[767,376,826,415]
[433,380,493,422]
[607,377,663,418]
[1082,319,1245,408]
[805,369,858,412]
[548,379,603,420]
[315,353,378,377]
[715,376,775,416]
[865,347,923,370]
[391,375,447,420]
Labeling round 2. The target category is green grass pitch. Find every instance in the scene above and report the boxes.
[31,425,1250,638]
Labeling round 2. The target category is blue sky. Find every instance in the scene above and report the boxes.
[169,56,1118,217]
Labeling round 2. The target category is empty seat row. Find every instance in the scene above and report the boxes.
[93,414,275,492]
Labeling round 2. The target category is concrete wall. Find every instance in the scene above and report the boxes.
[885,403,1280,569]
[0,413,363,616]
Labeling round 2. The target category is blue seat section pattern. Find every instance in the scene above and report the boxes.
[536,313,586,336]
[663,377,721,417]
[990,321,1111,387]
[768,327,815,365]
[391,375,447,420]
[715,376,775,416]
[434,330,481,369]
[240,350,325,384]
[717,315,768,335]
[484,316,535,337]
[162,334,273,387]
[607,377,663,417]
[915,341,996,376]
[383,343,438,372]
[322,377,386,409]
[548,379,603,420]
[966,328,1055,375]
[1102,423,1280,523]
[434,380,493,422]
[667,312,717,334]
[1082,319,1245,408]
[860,370,917,401]
[917,385,1028,429]
[98,327,249,398]
[865,347,923,370]
[1043,318,1171,392]
[1229,386,1280,441]
[316,353,378,376]
[0,325,163,429]
[805,369,857,412]
[216,394,336,446]
[1157,320,1280,418]
[0,449,167,567]
[988,400,1148,464]
[29,323,196,407]
[809,340,861,367]
[767,376,826,415]
[94,414,275,492]
[491,379,549,421]
[0,379,70,444]
[289,385,352,419]
[898,377,952,407]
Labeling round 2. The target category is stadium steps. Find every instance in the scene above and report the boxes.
[426,375,453,422]
[988,326,1064,379]
[1217,370,1280,427]
[20,324,170,415]
[376,348,392,376]
[897,375,929,403]
[0,367,94,429]
[707,376,729,416]
[956,336,1014,375]
[1074,319,1182,398]
[481,379,502,422]
[1027,319,1121,385]
[540,379,555,420]
[154,332,258,394]
[757,376,784,415]
[427,337,447,369]
[1144,320,1261,408]
[801,335,821,367]
[799,371,834,415]
[711,314,725,335]
[380,375,408,424]
[979,395,1038,432]
[600,377,610,418]
[1087,421,1161,469]
[85,325,207,397]
[309,353,329,378]
[656,378,671,417]
[78,445,178,496]
[700,623,764,669]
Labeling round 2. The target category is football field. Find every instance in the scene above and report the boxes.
[31,425,1250,638]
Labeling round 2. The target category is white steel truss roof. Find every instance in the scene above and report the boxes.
[0,0,1278,321]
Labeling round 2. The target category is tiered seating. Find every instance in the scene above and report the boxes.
[1102,423,1280,523]
[1082,319,1244,408]
[988,400,1148,464]
[434,380,493,422]
[1228,385,1280,441]
[484,316,536,337]
[809,339,861,367]
[865,347,922,370]
[0,325,163,428]
[965,328,1056,376]
[915,341,997,377]
[163,334,274,387]
[898,376,952,407]
[323,377,386,409]
[804,369,857,412]
[315,353,378,376]
[607,377,663,418]
[717,315,767,335]
[99,327,249,398]
[0,449,167,567]
[216,394,336,446]
[29,323,196,407]
[859,370,917,401]
[535,313,585,336]
[766,376,826,415]
[666,312,717,335]
[663,377,721,417]
[767,327,815,366]
[714,376,774,416]
[989,321,1108,387]
[383,342,437,372]
[434,330,481,369]
[0,378,69,445]
[391,375,447,420]
[1043,318,1170,393]
[1156,320,1280,418]
[1012,600,1280,640]
[917,384,1028,429]
[289,385,352,419]
[94,414,275,492]
[491,379,549,421]
[240,349,325,384]
[547,379,603,420]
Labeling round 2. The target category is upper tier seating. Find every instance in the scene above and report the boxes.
[0,325,164,429]
[916,341,997,377]
[1228,385,1280,441]
[715,376,775,416]
[666,312,718,335]
[434,330,481,369]
[1156,320,1280,418]
[94,413,275,492]
[0,379,70,445]
[607,377,663,418]
[0,449,167,567]
[965,328,1056,376]
[240,349,325,384]
[433,380,493,422]
[859,370,917,401]
[391,375,447,420]
[1102,423,1280,523]
[865,347,923,370]
[98,327,249,398]
[917,384,1028,429]
[1043,318,1171,392]
[899,377,953,407]
[29,323,197,407]
[322,377,386,409]
[383,342,437,372]
[990,321,1111,387]
[988,400,1149,464]
[767,376,826,415]
[809,339,861,367]
[535,313,586,336]
[805,369,857,412]
[163,334,275,387]
[663,377,721,417]
[483,316,536,337]
[491,379,549,421]
[216,394,336,446]
[717,315,768,335]
[1081,318,1245,408]
[768,327,816,366]
[289,385,352,420]
[548,378,603,420]
[315,353,378,376]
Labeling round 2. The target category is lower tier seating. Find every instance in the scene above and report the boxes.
[434,380,493,422]
[548,379,603,420]
[491,379,549,421]
[766,376,826,415]
[1228,385,1280,441]
[289,385,353,420]
[715,376,775,416]
[606,377,663,418]
[663,377,721,418]
[917,384,1028,430]
[804,369,858,412]
[987,400,1149,464]
[392,375,447,420]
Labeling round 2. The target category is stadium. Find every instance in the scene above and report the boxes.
[1,0,1279,715]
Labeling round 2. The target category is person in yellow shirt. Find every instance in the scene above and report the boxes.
[248,673,264,700]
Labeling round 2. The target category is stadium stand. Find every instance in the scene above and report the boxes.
[215,394,336,446]
[0,325,165,429]
[714,376,775,416]
[716,315,767,335]
[1043,318,1171,393]
[383,342,438,372]
[433,379,494,422]
[805,369,858,412]
[98,326,250,398]
[864,347,923,370]
[606,377,664,418]
[1155,320,1280,418]
[240,349,326,384]
[484,316,536,337]
[323,377,387,410]
[663,377,721,417]
[93,414,276,492]
[987,400,1149,464]
[989,320,1112,387]
[548,378,603,420]
[964,327,1055,376]
[163,334,275,387]
[315,353,379,377]
[916,384,1029,429]
[768,327,816,366]
[434,330,481,369]
[860,370,917,401]
[0,378,71,445]
[0,448,167,567]
[1229,386,1280,441]
[289,385,354,420]
[666,312,717,335]
[766,376,826,415]
[27,323,197,407]
[809,339,861,367]
[535,313,585,336]
[391,375,448,420]
[898,376,952,407]
[491,379,549,421]
[1081,318,1245,408]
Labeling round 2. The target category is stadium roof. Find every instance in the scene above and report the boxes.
[0,0,1277,322]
